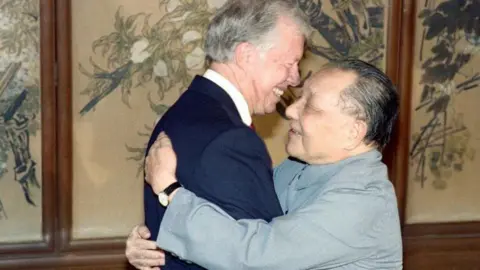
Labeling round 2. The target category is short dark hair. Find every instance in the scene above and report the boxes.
[327,59,399,149]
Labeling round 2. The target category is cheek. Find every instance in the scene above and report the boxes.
[301,133,316,155]
[301,116,325,154]
[263,64,288,86]
[277,67,290,84]
[300,117,313,146]
[287,134,305,157]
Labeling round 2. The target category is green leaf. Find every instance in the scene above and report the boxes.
[122,78,133,93]
[101,42,111,57]
[419,9,432,19]
[78,63,94,77]
[121,90,132,108]
[180,0,194,6]
[424,13,446,39]
[114,6,124,32]
[125,144,146,154]
[125,12,145,31]
[141,14,152,37]
[164,5,189,20]
[107,32,120,43]
[92,35,106,53]
[147,91,170,115]
[184,10,211,27]
[349,42,370,57]
[88,57,108,73]
[154,76,166,99]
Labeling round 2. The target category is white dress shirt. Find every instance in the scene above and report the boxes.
[202,69,252,126]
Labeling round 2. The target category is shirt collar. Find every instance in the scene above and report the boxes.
[295,150,382,190]
[203,69,252,126]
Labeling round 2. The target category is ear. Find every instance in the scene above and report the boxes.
[233,42,256,69]
[344,119,368,150]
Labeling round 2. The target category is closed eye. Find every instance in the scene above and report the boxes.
[306,103,322,113]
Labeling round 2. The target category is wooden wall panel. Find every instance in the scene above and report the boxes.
[0,0,56,258]
[1,0,480,269]
[388,0,480,268]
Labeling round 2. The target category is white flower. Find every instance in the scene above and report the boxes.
[207,0,227,9]
[165,0,192,21]
[130,39,151,64]
[182,30,202,45]
[167,0,180,12]
[153,59,168,77]
[185,47,205,70]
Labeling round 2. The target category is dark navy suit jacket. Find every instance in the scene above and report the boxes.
[144,75,284,269]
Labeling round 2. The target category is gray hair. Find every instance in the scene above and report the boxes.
[204,0,310,63]
[328,59,399,149]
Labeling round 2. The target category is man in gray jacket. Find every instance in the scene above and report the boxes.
[130,59,403,269]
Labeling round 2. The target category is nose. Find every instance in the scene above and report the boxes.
[288,64,301,87]
[285,100,299,120]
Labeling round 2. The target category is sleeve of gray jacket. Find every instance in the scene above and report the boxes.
[157,185,390,270]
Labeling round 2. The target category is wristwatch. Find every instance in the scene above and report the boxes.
[158,182,182,207]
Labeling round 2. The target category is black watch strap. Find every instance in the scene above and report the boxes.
[163,182,181,196]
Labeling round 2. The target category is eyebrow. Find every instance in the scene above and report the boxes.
[295,54,305,62]
[306,97,323,112]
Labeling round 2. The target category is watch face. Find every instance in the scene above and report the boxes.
[158,193,169,207]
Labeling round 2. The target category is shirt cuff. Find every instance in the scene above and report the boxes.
[156,187,193,258]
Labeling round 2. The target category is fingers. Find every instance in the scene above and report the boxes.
[126,242,165,269]
[145,131,178,194]
[126,225,163,269]
[139,267,162,270]
[137,225,151,239]
[146,132,173,169]
[131,256,165,266]
[134,239,159,250]
[129,249,165,269]
[138,265,162,270]
[156,132,172,148]
[129,225,150,239]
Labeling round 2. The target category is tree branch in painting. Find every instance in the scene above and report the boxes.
[0,0,41,219]
[410,0,479,189]
[79,0,220,174]
[300,0,385,64]
[276,0,386,119]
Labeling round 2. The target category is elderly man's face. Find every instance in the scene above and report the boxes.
[285,69,360,164]
[249,16,304,115]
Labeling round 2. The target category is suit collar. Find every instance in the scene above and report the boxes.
[188,75,245,127]
[203,69,252,126]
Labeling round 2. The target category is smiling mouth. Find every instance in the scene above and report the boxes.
[273,87,284,97]
[289,128,301,135]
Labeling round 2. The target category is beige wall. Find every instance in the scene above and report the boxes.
[405,0,480,224]
[70,0,389,238]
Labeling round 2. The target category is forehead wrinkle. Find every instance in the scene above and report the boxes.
[309,69,358,103]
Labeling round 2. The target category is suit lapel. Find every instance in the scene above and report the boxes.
[188,75,245,127]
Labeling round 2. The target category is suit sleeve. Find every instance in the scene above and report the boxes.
[189,128,283,221]
[157,184,392,270]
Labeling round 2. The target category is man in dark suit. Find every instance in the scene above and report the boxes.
[128,1,309,269]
